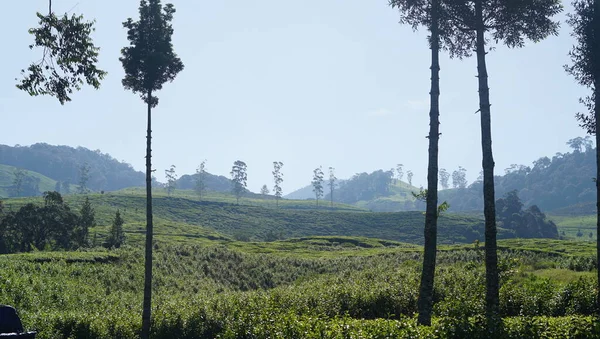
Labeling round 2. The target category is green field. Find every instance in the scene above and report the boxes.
[2,191,491,245]
[1,191,599,338]
[547,214,597,240]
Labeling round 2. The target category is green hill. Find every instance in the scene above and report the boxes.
[0,143,147,192]
[0,164,60,198]
[440,147,597,212]
[4,190,500,245]
[286,145,598,214]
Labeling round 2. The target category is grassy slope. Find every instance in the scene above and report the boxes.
[546,214,597,240]
[0,164,58,198]
[353,180,421,211]
[2,190,488,245]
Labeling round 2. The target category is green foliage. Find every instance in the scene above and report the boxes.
[328,167,337,207]
[230,160,248,204]
[496,191,558,238]
[333,169,394,204]
[440,147,598,211]
[12,168,25,197]
[164,165,177,197]
[16,9,106,104]
[439,168,450,190]
[312,166,325,206]
[1,242,599,338]
[451,166,467,189]
[193,160,207,200]
[79,197,96,245]
[77,163,91,194]
[565,0,600,134]
[0,144,146,193]
[0,192,86,253]
[120,0,184,106]
[272,162,284,206]
[106,210,125,248]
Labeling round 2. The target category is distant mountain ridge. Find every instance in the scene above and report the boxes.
[0,143,146,192]
[286,148,597,213]
[0,143,241,198]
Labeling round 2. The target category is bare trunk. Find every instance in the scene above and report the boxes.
[475,0,499,322]
[595,0,600,319]
[417,0,440,326]
[330,188,333,208]
[141,91,153,339]
[595,81,600,316]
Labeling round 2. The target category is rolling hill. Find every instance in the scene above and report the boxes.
[3,190,514,245]
[0,164,60,198]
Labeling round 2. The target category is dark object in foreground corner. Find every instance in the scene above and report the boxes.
[0,306,36,338]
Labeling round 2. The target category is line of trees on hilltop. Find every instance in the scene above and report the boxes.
[439,137,597,212]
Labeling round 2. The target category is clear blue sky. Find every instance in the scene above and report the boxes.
[0,0,590,193]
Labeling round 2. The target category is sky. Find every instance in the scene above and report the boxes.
[0,0,591,194]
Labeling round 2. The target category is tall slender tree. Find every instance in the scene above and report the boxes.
[443,0,561,320]
[407,170,414,186]
[389,0,442,325]
[120,1,184,336]
[260,184,270,199]
[565,0,600,315]
[164,165,177,196]
[396,164,404,183]
[195,160,207,200]
[272,161,284,207]
[439,168,450,190]
[79,196,95,246]
[106,210,125,249]
[231,161,248,204]
[328,167,337,208]
[17,0,106,104]
[312,166,324,208]
[12,168,25,198]
[77,163,91,194]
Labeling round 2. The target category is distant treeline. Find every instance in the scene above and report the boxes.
[0,143,146,192]
[441,146,596,212]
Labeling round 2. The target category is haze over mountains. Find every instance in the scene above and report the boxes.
[0,141,596,213]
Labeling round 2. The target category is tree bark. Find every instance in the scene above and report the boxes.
[417,0,440,327]
[595,83,600,318]
[475,0,500,322]
[141,90,154,339]
[594,0,600,319]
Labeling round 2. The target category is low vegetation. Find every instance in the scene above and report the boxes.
[1,240,598,338]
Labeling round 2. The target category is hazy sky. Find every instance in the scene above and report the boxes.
[1,0,590,194]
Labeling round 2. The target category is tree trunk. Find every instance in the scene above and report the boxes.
[594,0,600,319]
[475,0,500,322]
[141,91,154,339]
[595,82,600,317]
[330,188,333,208]
[417,0,440,326]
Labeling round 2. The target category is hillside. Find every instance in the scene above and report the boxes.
[287,170,422,212]
[177,172,232,192]
[3,191,515,245]
[287,146,597,213]
[0,143,147,192]
[0,164,59,198]
[440,147,596,211]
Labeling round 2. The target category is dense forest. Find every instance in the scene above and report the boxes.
[284,141,597,213]
[441,143,596,212]
[0,143,146,192]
